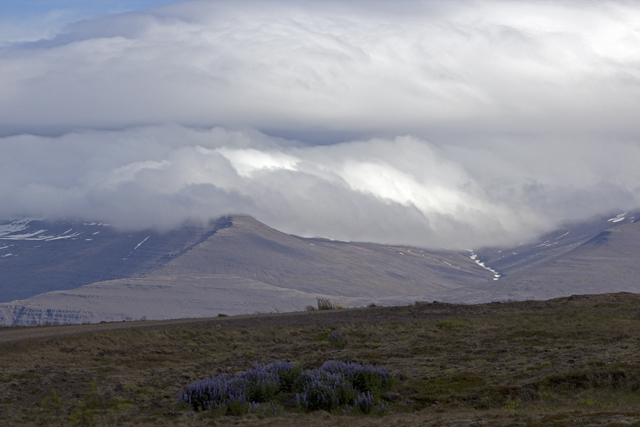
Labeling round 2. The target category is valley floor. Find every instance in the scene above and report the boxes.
[2,293,640,426]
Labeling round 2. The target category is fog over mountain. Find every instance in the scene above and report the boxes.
[1,0,640,249]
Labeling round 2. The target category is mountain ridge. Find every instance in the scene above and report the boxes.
[0,215,491,325]
[1,211,640,325]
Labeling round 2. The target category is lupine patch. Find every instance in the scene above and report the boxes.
[294,361,391,413]
[327,330,345,348]
[179,360,393,416]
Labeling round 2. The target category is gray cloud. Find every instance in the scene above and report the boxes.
[1,126,638,249]
[1,0,640,248]
[3,0,640,138]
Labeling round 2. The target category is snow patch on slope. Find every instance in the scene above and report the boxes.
[608,213,626,223]
[0,218,82,241]
[134,236,150,250]
[0,218,38,237]
[470,252,501,280]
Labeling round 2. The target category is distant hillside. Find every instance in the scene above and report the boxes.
[0,216,491,325]
[2,211,640,325]
[146,215,490,298]
[450,213,640,303]
[473,211,640,279]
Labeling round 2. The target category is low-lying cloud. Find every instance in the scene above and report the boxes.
[1,126,638,249]
[1,0,640,248]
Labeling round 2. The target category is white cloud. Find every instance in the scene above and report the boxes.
[1,0,640,248]
[217,148,299,178]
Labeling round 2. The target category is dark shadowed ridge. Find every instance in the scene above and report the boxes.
[0,216,232,302]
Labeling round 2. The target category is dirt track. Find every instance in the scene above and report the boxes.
[0,305,445,344]
[0,295,587,345]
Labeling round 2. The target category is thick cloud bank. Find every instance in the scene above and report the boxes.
[1,0,640,248]
[3,0,640,139]
[2,126,639,249]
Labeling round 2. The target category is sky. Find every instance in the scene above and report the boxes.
[1,0,640,249]
[0,0,178,46]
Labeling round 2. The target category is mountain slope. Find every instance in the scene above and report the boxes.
[149,215,491,298]
[472,211,640,279]
[449,219,640,303]
[0,275,349,325]
[3,212,640,325]
[0,215,492,325]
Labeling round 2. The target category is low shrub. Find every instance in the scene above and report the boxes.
[317,298,336,310]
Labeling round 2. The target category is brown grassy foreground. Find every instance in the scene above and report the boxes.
[2,293,640,426]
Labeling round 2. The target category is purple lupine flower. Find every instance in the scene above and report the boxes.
[181,360,393,415]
